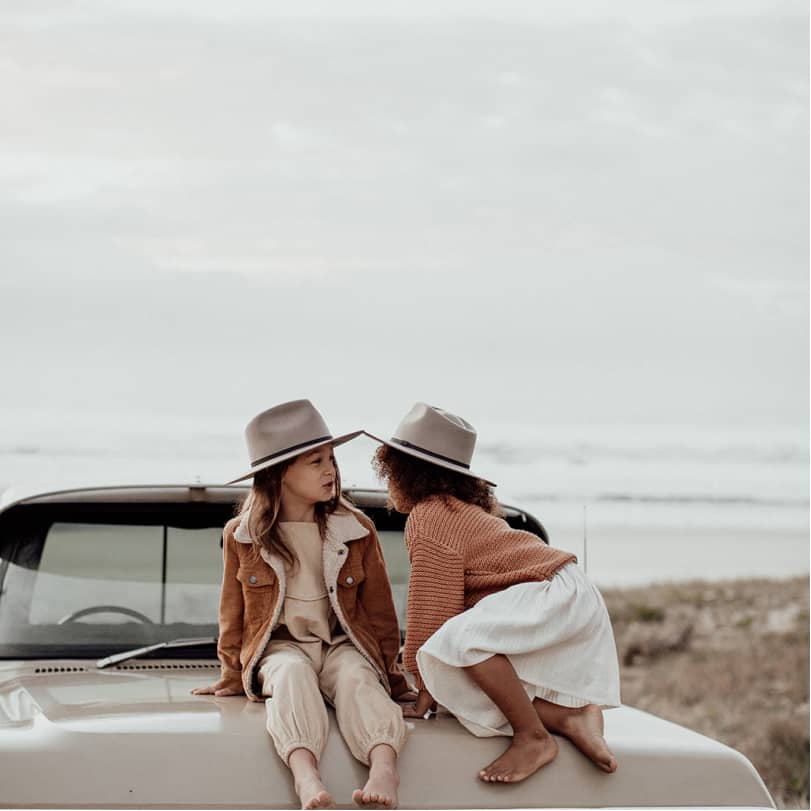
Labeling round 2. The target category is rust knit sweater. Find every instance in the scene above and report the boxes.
[402,495,577,690]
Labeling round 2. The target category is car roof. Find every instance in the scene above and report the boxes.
[0,482,248,512]
[0,483,528,521]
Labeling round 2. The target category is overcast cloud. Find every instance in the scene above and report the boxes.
[0,0,807,434]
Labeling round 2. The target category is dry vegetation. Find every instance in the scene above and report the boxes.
[602,576,810,809]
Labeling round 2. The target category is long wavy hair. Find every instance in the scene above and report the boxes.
[235,449,354,567]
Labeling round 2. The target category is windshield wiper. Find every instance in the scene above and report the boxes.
[96,637,217,669]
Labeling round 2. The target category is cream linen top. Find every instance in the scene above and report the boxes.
[274,521,345,645]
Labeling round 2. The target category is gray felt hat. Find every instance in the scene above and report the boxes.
[364,402,496,487]
[227,399,361,485]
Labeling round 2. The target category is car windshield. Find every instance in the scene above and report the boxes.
[0,491,543,659]
[0,497,410,659]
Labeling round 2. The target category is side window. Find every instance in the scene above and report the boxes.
[377,530,409,624]
[30,523,163,623]
[164,527,223,624]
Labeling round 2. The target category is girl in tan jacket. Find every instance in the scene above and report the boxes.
[367,403,621,786]
[193,400,411,810]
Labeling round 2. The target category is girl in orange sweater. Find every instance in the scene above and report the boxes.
[367,403,621,785]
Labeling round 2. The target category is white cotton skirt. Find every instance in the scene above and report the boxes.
[415,562,621,737]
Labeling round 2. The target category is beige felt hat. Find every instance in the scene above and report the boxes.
[365,402,496,487]
[226,399,362,485]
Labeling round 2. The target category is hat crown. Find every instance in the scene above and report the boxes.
[245,399,332,466]
[393,403,477,467]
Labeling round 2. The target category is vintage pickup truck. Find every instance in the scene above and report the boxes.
[0,483,774,808]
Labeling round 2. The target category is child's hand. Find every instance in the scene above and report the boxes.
[400,689,437,719]
[190,680,244,697]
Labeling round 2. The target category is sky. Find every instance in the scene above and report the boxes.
[0,0,807,441]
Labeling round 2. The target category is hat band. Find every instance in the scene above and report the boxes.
[252,435,333,467]
[391,437,471,469]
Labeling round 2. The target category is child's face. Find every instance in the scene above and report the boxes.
[281,446,337,506]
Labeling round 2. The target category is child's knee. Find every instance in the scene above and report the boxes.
[263,658,317,696]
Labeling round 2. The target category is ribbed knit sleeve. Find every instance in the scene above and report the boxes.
[402,531,465,691]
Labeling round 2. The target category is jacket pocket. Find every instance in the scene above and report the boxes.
[236,565,276,632]
[236,566,276,588]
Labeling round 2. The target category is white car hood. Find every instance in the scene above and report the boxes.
[0,659,774,809]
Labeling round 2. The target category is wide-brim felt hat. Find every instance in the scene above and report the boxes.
[364,402,497,487]
[226,399,362,485]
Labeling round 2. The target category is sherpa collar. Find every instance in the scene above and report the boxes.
[234,509,368,547]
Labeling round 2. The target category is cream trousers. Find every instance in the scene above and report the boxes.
[257,638,407,766]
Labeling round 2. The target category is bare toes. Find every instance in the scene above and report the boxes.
[353,787,395,809]
[479,732,557,784]
[302,791,331,810]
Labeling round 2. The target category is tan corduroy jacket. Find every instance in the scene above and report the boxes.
[214,506,410,702]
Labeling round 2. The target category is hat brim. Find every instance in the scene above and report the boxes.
[225,430,363,485]
[363,431,497,487]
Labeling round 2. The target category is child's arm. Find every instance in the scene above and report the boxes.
[192,523,245,696]
[402,531,466,692]
[401,688,437,719]
[359,521,412,699]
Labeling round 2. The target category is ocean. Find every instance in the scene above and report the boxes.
[0,408,807,587]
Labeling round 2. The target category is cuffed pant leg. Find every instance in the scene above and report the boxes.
[258,640,329,766]
[319,641,407,766]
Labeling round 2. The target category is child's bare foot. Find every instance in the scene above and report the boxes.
[478,727,558,784]
[288,749,335,810]
[353,757,399,808]
[535,700,617,773]
[295,775,335,810]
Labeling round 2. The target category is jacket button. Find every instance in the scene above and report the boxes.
[345,576,354,585]
[249,575,257,584]
[329,586,334,593]
[338,549,345,555]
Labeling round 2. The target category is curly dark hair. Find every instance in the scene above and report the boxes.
[372,443,501,515]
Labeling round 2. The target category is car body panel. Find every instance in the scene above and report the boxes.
[0,660,774,809]
[0,484,774,808]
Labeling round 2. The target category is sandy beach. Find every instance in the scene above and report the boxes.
[602,575,809,809]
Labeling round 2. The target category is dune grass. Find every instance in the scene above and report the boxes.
[602,576,809,809]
